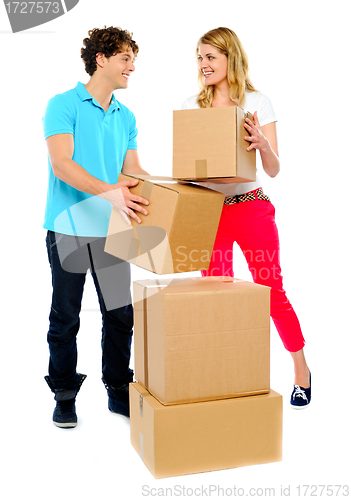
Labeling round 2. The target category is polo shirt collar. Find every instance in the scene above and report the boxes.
[110,93,120,111]
[75,82,120,111]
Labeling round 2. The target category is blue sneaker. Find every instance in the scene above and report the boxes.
[290,372,311,409]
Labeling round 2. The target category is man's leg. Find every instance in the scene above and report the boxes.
[88,238,134,416]
[45,231,89,426]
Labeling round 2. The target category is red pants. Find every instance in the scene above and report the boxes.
[201,197,305,352]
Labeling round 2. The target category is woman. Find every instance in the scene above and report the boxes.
[181,27,311,408]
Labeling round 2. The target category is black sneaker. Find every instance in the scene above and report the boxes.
[290,372,311,409]
[45,373,87,428]
[102,379,130,418]
[53,399,77,428]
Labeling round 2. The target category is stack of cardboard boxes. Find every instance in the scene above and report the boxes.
[105,108,283,479]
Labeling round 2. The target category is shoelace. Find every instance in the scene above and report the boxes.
[293,385,308,401]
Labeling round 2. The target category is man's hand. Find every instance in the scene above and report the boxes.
[100,178,149,225]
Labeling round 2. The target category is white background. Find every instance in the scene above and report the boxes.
[1,0,350,498]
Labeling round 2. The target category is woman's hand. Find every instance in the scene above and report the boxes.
[243,111,280,178]
[244,112,269,153]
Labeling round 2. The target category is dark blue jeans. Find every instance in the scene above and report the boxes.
[46,230,134,392]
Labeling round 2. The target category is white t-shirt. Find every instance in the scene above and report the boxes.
[181,91,277,196]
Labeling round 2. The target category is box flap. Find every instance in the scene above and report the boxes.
[134,276,269,296]
[119,174,191,194]
[235,107,256,180]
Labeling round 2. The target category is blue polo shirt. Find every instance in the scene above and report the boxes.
[42,82,138,237]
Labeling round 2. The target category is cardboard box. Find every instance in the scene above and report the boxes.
[173,107,256,181]
[104,174,225,274]
[130,382,282,479]
[133,277,270,404]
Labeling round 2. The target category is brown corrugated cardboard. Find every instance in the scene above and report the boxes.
[133,276,270,404]
[173,107,256,181]
[104,174,225,274]
[130,382,282,479]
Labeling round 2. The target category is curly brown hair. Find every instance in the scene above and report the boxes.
[81,26,139,76]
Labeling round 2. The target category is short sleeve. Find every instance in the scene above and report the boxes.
[127,112,138,150]
[181,95,199,110]
[42,94,75,140]
[257,94,277,127]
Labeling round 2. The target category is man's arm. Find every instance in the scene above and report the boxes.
[121,149,149,175]
[46,133,108,195]
[46,134,149,224]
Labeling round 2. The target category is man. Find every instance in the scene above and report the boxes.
[43,26,149,428]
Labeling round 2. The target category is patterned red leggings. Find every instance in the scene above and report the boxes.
[201,197,305,352]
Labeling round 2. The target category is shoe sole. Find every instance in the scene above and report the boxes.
[290,402,310,410]
[53,421,77,428]
[108,407,130,418]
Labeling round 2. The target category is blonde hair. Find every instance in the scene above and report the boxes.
[196,27,257,108]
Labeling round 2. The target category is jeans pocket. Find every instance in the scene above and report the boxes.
[46,231,65,268]
[47,231,64,249]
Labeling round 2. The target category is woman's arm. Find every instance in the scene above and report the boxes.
[244,112,280,178]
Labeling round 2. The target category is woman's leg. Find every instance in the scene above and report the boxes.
[290,349,310,388]
[232,201,310,387]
